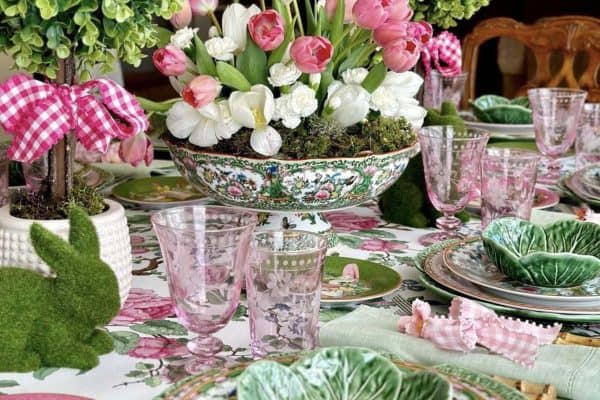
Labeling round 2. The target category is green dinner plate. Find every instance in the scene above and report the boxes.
[112,176,206,208]
[156,353,526,400]
[320,256,402,306]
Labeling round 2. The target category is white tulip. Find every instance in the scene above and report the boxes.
[323,81,370,127]
[166,101,239,147]
[369,70,427,127]
[170,27,199,49]
[205,36,238,61]
[341,68,369,85]
[222,3,261,53]
[268,62,302,87]
[229,85,281,156]
[250,126,283,156]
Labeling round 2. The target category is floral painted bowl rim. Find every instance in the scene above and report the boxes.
[163,133,420,163]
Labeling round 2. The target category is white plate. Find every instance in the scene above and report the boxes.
[460,112,534,138]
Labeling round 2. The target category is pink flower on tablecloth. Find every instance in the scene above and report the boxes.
[130,235,150,254]
[359,238,408,252]
[128,337,189,359]
[111,288,174,325]
[325,211,380,232]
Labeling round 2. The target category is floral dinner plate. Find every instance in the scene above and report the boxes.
[443,240,600,307]
[320,256,402,306]
[156,354,526,400]
[420,242,600,316]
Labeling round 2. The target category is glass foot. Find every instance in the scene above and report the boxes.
[184,355,225,374]
[418,231,463,247]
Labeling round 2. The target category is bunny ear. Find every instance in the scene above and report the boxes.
[68,206,100,257]
[30,223,78,274]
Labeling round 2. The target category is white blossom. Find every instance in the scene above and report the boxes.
[268,62,302,87]
[341,68,369,85]
[309,73,321,90]
[205,36,238,61]
[222,3,261,53]
[369,71,427,127]
[170,27,199,49]
[208,26,220,38]
[323,81,370,127]
[273,84,318,129]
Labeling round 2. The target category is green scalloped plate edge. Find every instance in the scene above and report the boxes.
[156,351,526,400]
[415,241,600,323]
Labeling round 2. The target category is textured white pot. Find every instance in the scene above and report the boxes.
[0,199,132,304]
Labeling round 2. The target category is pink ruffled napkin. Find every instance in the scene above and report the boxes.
[398,298,562,367]
[420,31,462,77]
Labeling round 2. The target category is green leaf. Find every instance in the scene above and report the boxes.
[237,361,306,400]
[0,380,19,388]
[33,367,59,380]
[194,36,217,76]
[130,319,188,336]
[125,370,146,378]
[336,235,363,249]
[144,376,163,387]
[136,362,155,370]
[361,61,387,93]
[109,331,141,354]
[56,45,70,59]
[338,44,367,74]
[330,0,344,47]
[353,229,395,239]
[35,0,58,19]
[304,0,317,35]
[317,6,329,36]
[155,26,173,48]
[317,62,334,102]
[216,61,252,92]
[267,28,293,67]
[237,34,268,85]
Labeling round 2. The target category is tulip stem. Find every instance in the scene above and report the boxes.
[333,25,353,49]
[260,0,266,10]
[208,11,222,36]
[291,0,304,36]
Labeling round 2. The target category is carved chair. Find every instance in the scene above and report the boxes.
[461,16,600,108]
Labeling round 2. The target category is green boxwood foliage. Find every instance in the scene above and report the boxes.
[0,0,181,80]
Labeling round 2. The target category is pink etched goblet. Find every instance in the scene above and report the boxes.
[418,126,489,245]
[247,230,327,358]
[480,148,540,229]
[528,88,587,184]
[151,206,257,373]
[576,103,600,169]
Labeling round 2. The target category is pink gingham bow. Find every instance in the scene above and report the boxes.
[0,74,149,163]
[398,298,562,367]
[420,31,462,77]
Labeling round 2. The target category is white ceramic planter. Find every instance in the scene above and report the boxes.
[0,199,132,304]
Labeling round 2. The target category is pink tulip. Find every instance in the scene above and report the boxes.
[248,10,285,51]
[118,133,154,167]
[190,0,218,16]
[325,0,357,23]
[181,75,220,109]
[383,0,413,22]
[373,20,409,46]
[290,36,334,74]
[153,45,188,76]
[352,0,388,29]
[408,20,433,45]
[170,0,192,29]
[382,37,421,72]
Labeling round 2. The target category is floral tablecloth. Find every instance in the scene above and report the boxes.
[0,161,597,399]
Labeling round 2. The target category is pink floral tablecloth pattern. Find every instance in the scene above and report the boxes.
[0,162,597,399]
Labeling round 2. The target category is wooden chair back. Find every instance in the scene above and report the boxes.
[461,16,600,108]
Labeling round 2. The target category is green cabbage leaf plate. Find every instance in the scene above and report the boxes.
[470,95,532,124]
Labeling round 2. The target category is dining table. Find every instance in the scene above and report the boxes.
[0,157,597,400]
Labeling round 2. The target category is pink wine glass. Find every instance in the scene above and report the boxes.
[418,126,489,245]
[528,88,587,184]
[152,206,257,373]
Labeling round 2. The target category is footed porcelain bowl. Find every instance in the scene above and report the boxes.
[482,218,600,287]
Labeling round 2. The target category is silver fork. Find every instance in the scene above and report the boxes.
[391,293,413,316]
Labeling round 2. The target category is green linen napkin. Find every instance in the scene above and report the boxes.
[319,306,600,400]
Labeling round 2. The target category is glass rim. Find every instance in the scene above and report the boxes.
[484,147,540,161]
[430,70,468,78]
[527,88,588,98]
[150,205,258,233]
[418,125,490,141]
[252,229,328,255]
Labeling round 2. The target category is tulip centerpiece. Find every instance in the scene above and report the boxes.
[145,0,440,243]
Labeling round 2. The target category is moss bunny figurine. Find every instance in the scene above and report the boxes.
[0,206,121,372]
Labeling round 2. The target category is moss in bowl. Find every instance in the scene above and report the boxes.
[482,218,600,287]
[470,95,532,124]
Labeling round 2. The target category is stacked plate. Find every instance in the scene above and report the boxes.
[417,239,600,323]
[561,164,600,207]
